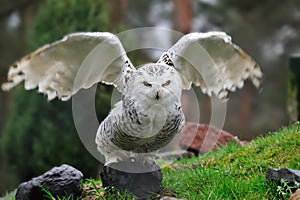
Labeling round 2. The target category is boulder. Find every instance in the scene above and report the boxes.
[100,158,162,199]
[180,122,245,155]
[266,168,300,193]
[15,164,83,200]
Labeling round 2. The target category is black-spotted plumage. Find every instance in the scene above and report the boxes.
[96,98,184,154]
[95,63,185,163]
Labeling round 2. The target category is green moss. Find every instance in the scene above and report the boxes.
[161,124,300,199]
[203,125,300,172]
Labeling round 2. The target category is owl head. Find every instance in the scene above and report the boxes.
[123,63,183,106]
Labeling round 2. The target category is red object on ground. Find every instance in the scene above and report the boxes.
[180,122,248,155]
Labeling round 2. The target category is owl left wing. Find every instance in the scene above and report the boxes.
[158,32,262,100]
[2,32,135,101]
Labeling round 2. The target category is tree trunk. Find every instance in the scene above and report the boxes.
[109,0,128,30]
[172,0,193,34]
[239,82,253,137]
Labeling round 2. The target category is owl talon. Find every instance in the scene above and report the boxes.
[142,157,156,166]
[104,151,129,166]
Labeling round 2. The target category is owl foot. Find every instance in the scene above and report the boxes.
[104,151,129,166]
[130,155,156,166]
[143,156,157,166]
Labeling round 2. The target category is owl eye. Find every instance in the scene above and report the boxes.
[143,81,152,87]
[162,80,171,87]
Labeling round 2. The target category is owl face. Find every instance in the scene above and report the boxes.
[124,63,182,106]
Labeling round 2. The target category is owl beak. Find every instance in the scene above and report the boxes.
[155,90,162,100]
[155,91,160,100]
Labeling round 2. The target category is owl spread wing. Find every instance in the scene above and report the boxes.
[158,32,262,100]
[1,32,134,101]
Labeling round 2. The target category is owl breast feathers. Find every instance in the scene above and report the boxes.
[1,31,262,164]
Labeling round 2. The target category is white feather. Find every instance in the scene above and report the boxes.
[2,32,135,100]
[158,31,262,100]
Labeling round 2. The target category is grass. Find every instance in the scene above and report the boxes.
[2,123,300,199]
[81,123,300,199]
[80,179,135,200]
[161,123,300,199]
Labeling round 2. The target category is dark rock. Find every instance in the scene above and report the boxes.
[180,122,246,155]
[15,164,83,200]
[266,168,300,189]
[100,158,162,199]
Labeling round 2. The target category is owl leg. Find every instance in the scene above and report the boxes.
[105,150,129,166]
[143,155,157,165]
[130,152,157,165]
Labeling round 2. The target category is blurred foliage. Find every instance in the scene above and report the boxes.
[287,71,298,122]
[288,57,300,122]
[0,0,117,183]
[28,0,110,49]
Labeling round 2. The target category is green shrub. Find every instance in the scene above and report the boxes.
[1,0,115,182]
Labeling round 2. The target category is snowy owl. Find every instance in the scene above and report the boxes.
[2,31,262,165]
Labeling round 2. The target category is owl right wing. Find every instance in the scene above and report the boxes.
[158,32,262,100]
[1,32,135,101]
